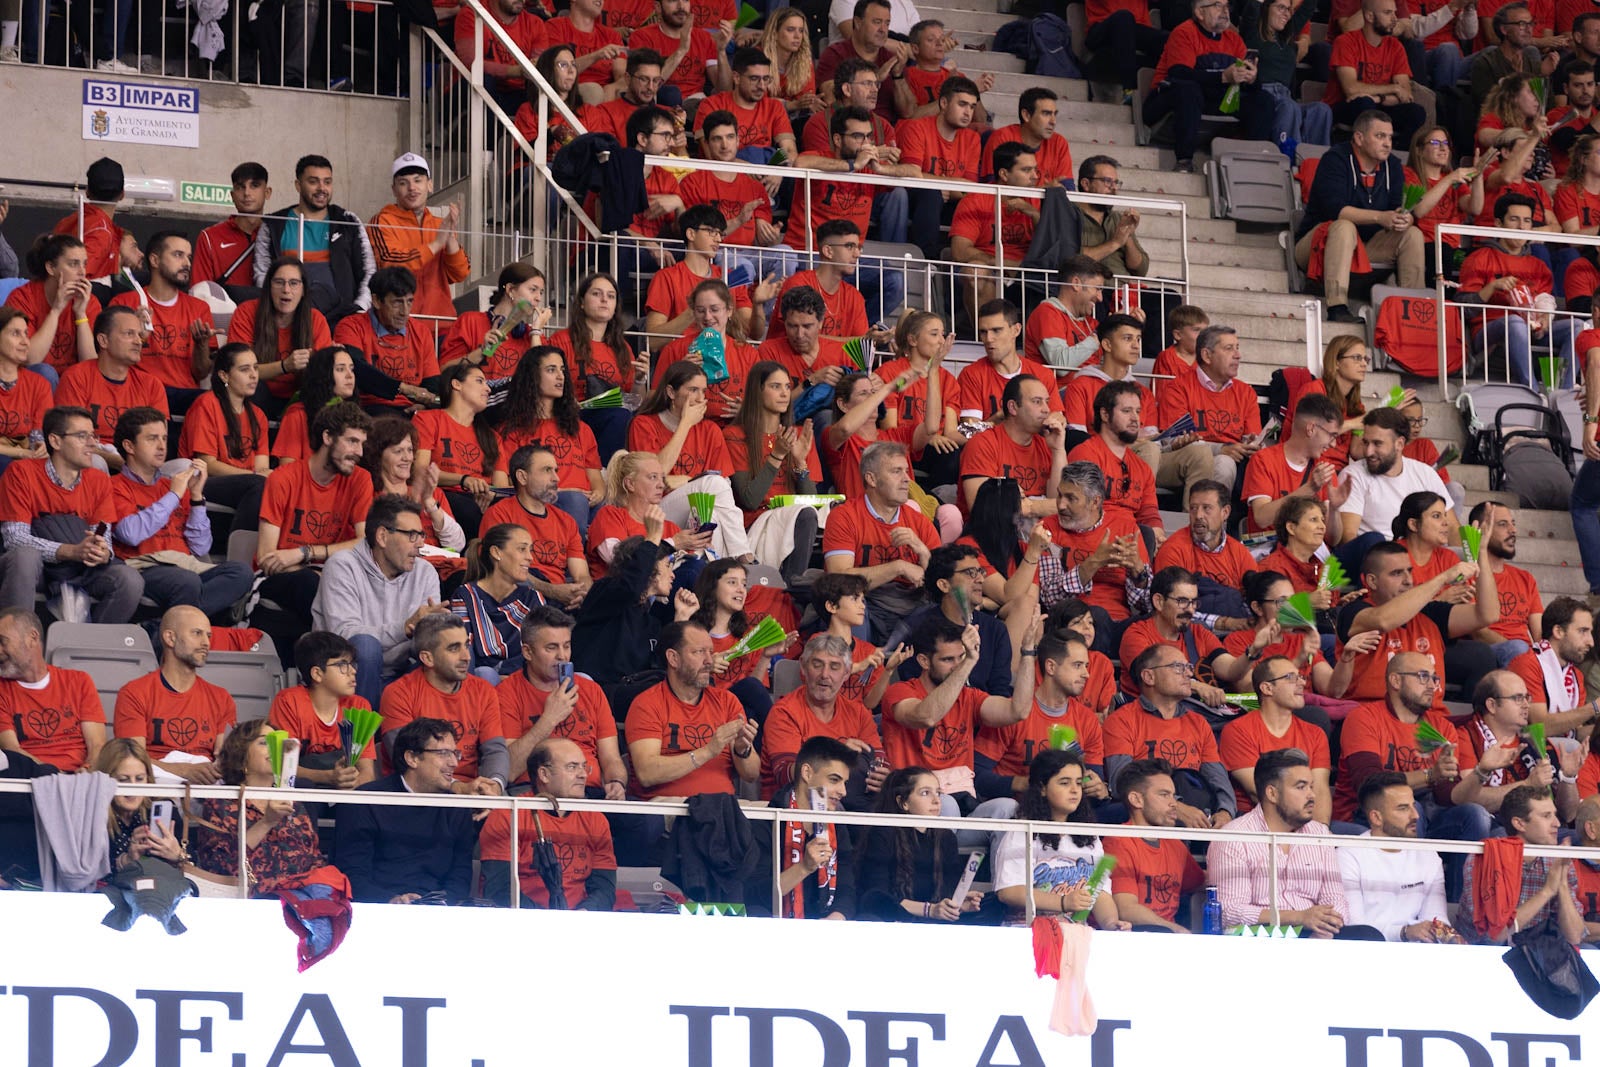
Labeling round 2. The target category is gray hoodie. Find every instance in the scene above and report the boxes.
[312,541,440,671]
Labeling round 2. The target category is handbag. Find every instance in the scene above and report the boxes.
[180,784,256,898]
[1502,914,1600,1020]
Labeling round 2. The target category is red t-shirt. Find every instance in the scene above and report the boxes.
[1153,527,1259,589]
[1489,564,1544,643]
[959,425,1054,502]
[1118,618,1224,696]
[453,6,548,89]
[725,424,824,524]
[109,473,193,558]
[628,167,683,241]
[1403,165,1473,247]
[0,459,115,526]
[1153,20,1246,88]
[1104,701,1220,771]
[1151,346,1194,403]
[494,418,600,488]
[875,358,958,430]
[192,218,258,288]
[1157,367,1262,444]
[109,291,215,389]
[1,668,103,771]
[895,116,980,182]
[1471,174,1553,227]
[112,671,236,760]
[629,24,720,99]
[379,668,504,782]
[0,371,54,441]
[677,169,772,246]
[3,281,101,373]
[693,91,793,149]
[542,14,624,84]
[902,64,957,109]
[821,497,940,579]
[1060,371,1156,434]
[800,108,898,155]
[1084,651,1117,718]
[759,688,882,798]
[585,505,681,578]
[882,677,988,772]
[258,461,374,554]
[949,192,1036,265]
[441,310,530,381]
[757,332,852,386]
[1022,301,1099,382]
[652,330,761,418]
[976,697,1106,781]
[955,356,1065,420]
[271,404,314,463]
[177,391,268,467]
[479,808,615,907]
[52,205,123,277]
[624,680,747,799]
[414,409,493,479]
[1072,435,1160,527]
[644,260,753,323]
[1324,30,1411,104]
[980,128,1075,185]
[479,496,584,574]
[1104,835,1204,923]
[332,314,441,402]
[497,670,615,788]
[1335,602,1449,707]
[625,411,734,479]
[266,686,377,764]
[585,95,638,142]
[549,327,634,402]
[224,300,333,399]
[777,271,869,338]
[1332,700,1477,821]
[1218,711,1331,814]
[1509,647,1588,710]
[1043,510,1148,621]
[1240,442,1325,534]
[783,172,879,250]
[53,361,169,443]
[1259,546,1321,593]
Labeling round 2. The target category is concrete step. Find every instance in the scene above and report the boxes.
[1116,168,1208,199]
[988,110,1137,148]
[1143,238,1275,270]
[1522,561,1589,595]
[1166,261,1290,293]
[919,5,1012,34]
[985,71,1101,109]
[952,46,1026,75]
[1506,536,1585,565]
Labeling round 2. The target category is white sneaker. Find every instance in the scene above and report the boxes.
[94,57,139,73]
[0,46,20,63]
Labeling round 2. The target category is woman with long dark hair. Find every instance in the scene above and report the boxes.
[726,360,822,584]
[651,279,762,422]
[494,345,605,537]
[628,359,754,562]
[856,766,988,922]
[363,415,468,596]
[273,345,357,463]
[690,558,779,724]
[8,232,97,380]
[993,748,1128,927]
[226,257,331,416]
[415,361,500,535]
[513,45,591,152]
[0,306,53,469]
[550,271,642,464]
[441,262,551,380]
[957,477,1053,613]
[177,341,269,539]
[450,522,544,683]
[1393,490,1461,587]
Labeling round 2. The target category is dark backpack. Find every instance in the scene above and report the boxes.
[994,15,1083,79]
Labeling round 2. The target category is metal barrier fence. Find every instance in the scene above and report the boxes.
[2,777,1594,928]
[17,0,409,95]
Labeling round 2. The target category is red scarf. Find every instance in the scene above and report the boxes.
[784,788,836,919]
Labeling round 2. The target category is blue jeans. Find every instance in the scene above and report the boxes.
[581,408,633,466]
[720,245,798,290]
[1420,799,1496,901]
[1258,82,1332,146]
[1474,314,1578,387]
[1427,42,1468,88]
[1335,531,1386,580]
[349,633,395,715]
[1571,457,1600,592]
[139,561,254,621]
[556,489,593,541]
[871,186,909,245]
[24,363,58,389]
[1491,638,1531,667]
[853,253,906,326]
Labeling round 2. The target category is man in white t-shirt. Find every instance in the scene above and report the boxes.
[1332,406,1453,573]
[1338,771,1464,943]
[829,0,921,42]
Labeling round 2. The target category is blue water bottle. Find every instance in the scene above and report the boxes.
[1203,887,1222,934]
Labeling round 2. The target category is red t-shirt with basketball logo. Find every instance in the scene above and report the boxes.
[110,291,215,390]
[480,807,615,907]
[644,261,753,324]
[693,91,793,149]
[959,425,1054,503]
[1241,442,1325,534]
[177,391,268,468]
[1490,564,1543,643]
[1219,710,1331,814]
[1332,700,1476,821]
[497,669,615,788]
[677,169,772,246]
[1042,510,1148,621]
[821,497,940,579]
[495,420,600,489]
[777,271,869,338]
[1153,527,1259,590]
[442,311,530,381]
[479,496,584,575]
[757,332,851,386]
[259,462,374,554]
[224,301,332,399]
[379,668,504,782]
[415,409,493,480]
[977,698,1105,781]
[1103,702,1220,772]
[626,411,734,479]
[1068,434,1158,528]
[1104,835,1204,923]
[759,688,882,797]
[1060,373,1156,433]
[895,116,981,182]
[874,358,958,430]
[624,680,747,800]
[584,505,681,579]
[332,314,442,402]
[542,14,623,85]
[955,356,1066,421]
[980,127,1075,184]
[882,677,987,772]
[0,458,116,527]
[629,24,719,99]
[53,361,169,443]
[113,671,236,760]
[266,686,377,764]
[949,193,1037,265]
[549,328,634,403]
[109,473,193,558]
[1555,181,1600,231]
[0,372,53,442]
[1157,366,1262,444]
[4,281,102,373]
[1,668,103,771]
[784,173,879,250]
[725,424,824,524]
[1324,30,1411,104]
[1118,618,1225,696]
[1335,600,1450,707]
[653,331,761,418]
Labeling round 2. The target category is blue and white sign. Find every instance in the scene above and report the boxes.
[81,79,200,148]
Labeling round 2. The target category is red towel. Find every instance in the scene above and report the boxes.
[1304,221,1373,284]
[1472,836,1525,943]
[1032,915,1062,978]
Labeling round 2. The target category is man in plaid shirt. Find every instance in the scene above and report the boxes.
[1457,784,1586,945]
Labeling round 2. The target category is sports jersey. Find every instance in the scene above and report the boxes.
[266,686,377,764]
[109,291,215,389]
[379,668,504,782]
[777,271,868,338]
[258,460,374,553]
[881,677,987,772]
[497,669,615,788]
[3,281,101,373]
[414,409,494,479]
[177,391,268,467]
[624,680,747,799]
[0,668,103,771]
[53,361,169,443]
[1219,711,1331,814]
[113,670,236,760]
[759,688,882,797]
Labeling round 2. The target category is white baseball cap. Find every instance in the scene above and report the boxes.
[392,152,430,177]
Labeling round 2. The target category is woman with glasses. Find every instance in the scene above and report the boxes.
[188,720,327,897]
[956,478,1058,615]
[1238,0,1331,148]
[1405,126,1487,282]
[226,257,331,418]
[1289,335,1395,469]
[1396,396,1467,517]
[1227,570,1355,702]
[1393,490,1463,587]
[514,46,595,155]
[450,523,545,684]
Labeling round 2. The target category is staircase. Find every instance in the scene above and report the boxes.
[932,1,1589,597]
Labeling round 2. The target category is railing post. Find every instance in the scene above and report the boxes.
[407,29,424,151]
[1267,833,1281,928]
[532,93,549,271]
[509,796,520,909]
[466,16,488,282]
[1435,230,1451,402]
[1022,823,1036,925]
[771,817,783,917]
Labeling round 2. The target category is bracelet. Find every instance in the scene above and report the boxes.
[74,317,89,326]
[1023,555,1040,565]
[688,749,701,768]
[923,901,932,918]
[733,745,753,759]
[1558,771,1577,784]
[299,545,311,564]
[604,777,626,787]
[1020,648,1038,657]
[1473,766,1493,785]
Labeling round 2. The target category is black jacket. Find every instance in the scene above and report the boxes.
[334,774,479,903]
[252,202,376,321]
[660,792,759,905]
[571,538,673,684]
[1297,143,1405,240]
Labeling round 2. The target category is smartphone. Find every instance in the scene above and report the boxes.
[558,661,575,687]
[696,522,718,535]
[150,800,174,836]
[93,521,110,539]
[1244,49,1259,64]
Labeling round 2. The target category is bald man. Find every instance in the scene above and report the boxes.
[111,606,239,783]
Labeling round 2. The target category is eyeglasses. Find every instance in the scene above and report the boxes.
[1493,692,1532,705]
[1425,138,1451,148]
[1407,416,1429,429]
[384,525,427,543]
[1261,670,1305,687]
[1150,661,1195,676]
[1339,352,1371,365]
[1503,18,1533,26]
[1259,596,1290,611]
[1393,670,1441,687]
[1163,596,1200,609]
[324,659,357,672]
[952,566,988,580]
[270,278,304,289]
[55,430,98,442]
[422,748,462,761]
[1089,175,1122,189]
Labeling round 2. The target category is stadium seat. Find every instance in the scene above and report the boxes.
[226,530,258,568]
[1134,66,1240,149]
[1206,138,1298,227]
[44,623,159,723]
[745,563,784,588]
[198,634,284,723]
[772,658,802,697]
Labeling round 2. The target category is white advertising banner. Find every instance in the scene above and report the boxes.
[0,893,1593,1066]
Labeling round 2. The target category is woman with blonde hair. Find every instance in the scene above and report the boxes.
[1405,125,1487,282]
[760,7,824,115]
[96,738,184,876]
[1288,335,1411,469]
[583,449,715,578]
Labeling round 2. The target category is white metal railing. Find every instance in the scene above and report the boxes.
[6,777,1594,929]
[18,0,409,95]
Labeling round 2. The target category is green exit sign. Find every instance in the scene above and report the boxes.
[180,181,231,206]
